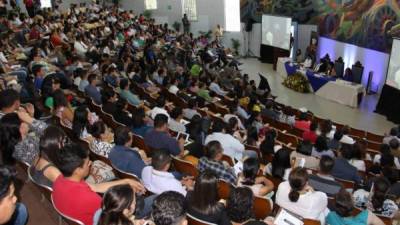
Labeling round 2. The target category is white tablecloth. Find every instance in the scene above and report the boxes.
[276,57,292,77]
[316,80,365,108]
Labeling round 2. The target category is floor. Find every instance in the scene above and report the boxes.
[239,58,395,135]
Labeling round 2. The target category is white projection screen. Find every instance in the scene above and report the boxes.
[386,39,400,89]
[262,15,292,50]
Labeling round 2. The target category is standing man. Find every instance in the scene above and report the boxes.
[214,24,224,43]
[182,14,190,34]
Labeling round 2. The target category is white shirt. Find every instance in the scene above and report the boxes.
[74,41,88,57]
[209,82,226,96]
[340,135,355,144]
[276,181,328,224]
[223,114,245,130]
[168,85,179,95]
[373,154,400,169]
[168,119,187,133]
[141,166,187,196]
[149,107,170,120]
[205,132,245,160]
[349,159,366,172]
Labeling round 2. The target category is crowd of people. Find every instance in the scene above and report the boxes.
[0,1,399,225]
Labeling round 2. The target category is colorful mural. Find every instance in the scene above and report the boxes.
[240,0,400,53]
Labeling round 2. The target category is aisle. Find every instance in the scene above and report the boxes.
[240,58,395,135]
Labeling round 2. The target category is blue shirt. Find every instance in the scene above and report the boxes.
[331,158,362,184]
[120,89,141,106]
[108,145,146,178]
[34,77,43,92]
[144,129,180,156]
[85,85,102,105]
[132,125,152,137]
[326,210,368,225]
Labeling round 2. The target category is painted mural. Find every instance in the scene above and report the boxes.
[240,0,400,53]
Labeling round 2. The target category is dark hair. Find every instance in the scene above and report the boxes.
[320,120,333,137]
[0,166,16,201]
[114,126,131,146]
[0,113,22,165]
[98,184,135,225]
[227,187,254,223]
[132,108,146,128]
[152,191,186,225]
[314,136,328,152]
[116,98,127,111]
[72,105,89,138]
[271,148,291,179]
[170,107,183,120]
[102,88,116,104]
[246,126,258,145]
[152,149,172,171]
[120,78,129,90]
[226,117,238,135]
[389,138,399,150]
[53,143,89,177]
[298,112,308,121]
[333,130,343,141]
[288,167,308,202]
[90,121,106,139]
[352,142,365,160]
[389,127,398,136]
[334,189,354,217]
[319,156,334,174]
[310,121,318,131]
[0,89,20,110]
[371,177,390,210]
[188,171,221,215]
[53,89,68,109]
[211,120,226,133]
[39,125,67,164]
[260,129,277,155]
[242,158,260,185]
[205,141,223,159]
[32,64,44,76]
[340,144,353,160]
[154,114,169,128]
[88,74,97,84]
[156,96,166,108]
[187,98,197,109]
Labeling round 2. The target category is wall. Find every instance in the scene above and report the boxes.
[317,37,390,93]
[240,0,400,53]
[121,0,243,53]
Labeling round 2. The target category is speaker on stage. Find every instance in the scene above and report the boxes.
[245,18,255,32]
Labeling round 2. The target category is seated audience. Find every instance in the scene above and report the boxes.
[186,171,230,225]
[308,156,342,197]
[259,129,279,155]
[72,105,95,140]
[142,149,193,195]
[302,121,318,144]
[353,177,399,218]
[265,147,292,180]
[383,127,400,145]
[290,140,320,170]
[238,158,274,197]
[294,112,311,131]
[0,111,47,165]
[101,88,118,115]
[311,136,335,158]
[331,144,362,184]
[144,114,184,156]
[89,121,114,157]
[0,165,28,225]
[227,187,270,225]
[119,78,141,107]
[131,107,152,137]
[183,98,201,120]
[276,167,328,223]
[31,126,65,188]
[152,191,187,225]
[149,96,170,120]
[198,141,237,184]
[168,107,187,133]
[52,143,145,225]
[85,74,102,105]
[113,98,134,128]
[109,126,148,178]
[349,141,366,171]
[328,130,343,151]
[326,189,385,225]
[205,120,245,161]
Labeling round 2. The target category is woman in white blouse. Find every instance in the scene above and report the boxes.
[89,121,114,157]
[276,167,328,224]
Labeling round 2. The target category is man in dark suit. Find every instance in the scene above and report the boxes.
[331,144,362,184]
